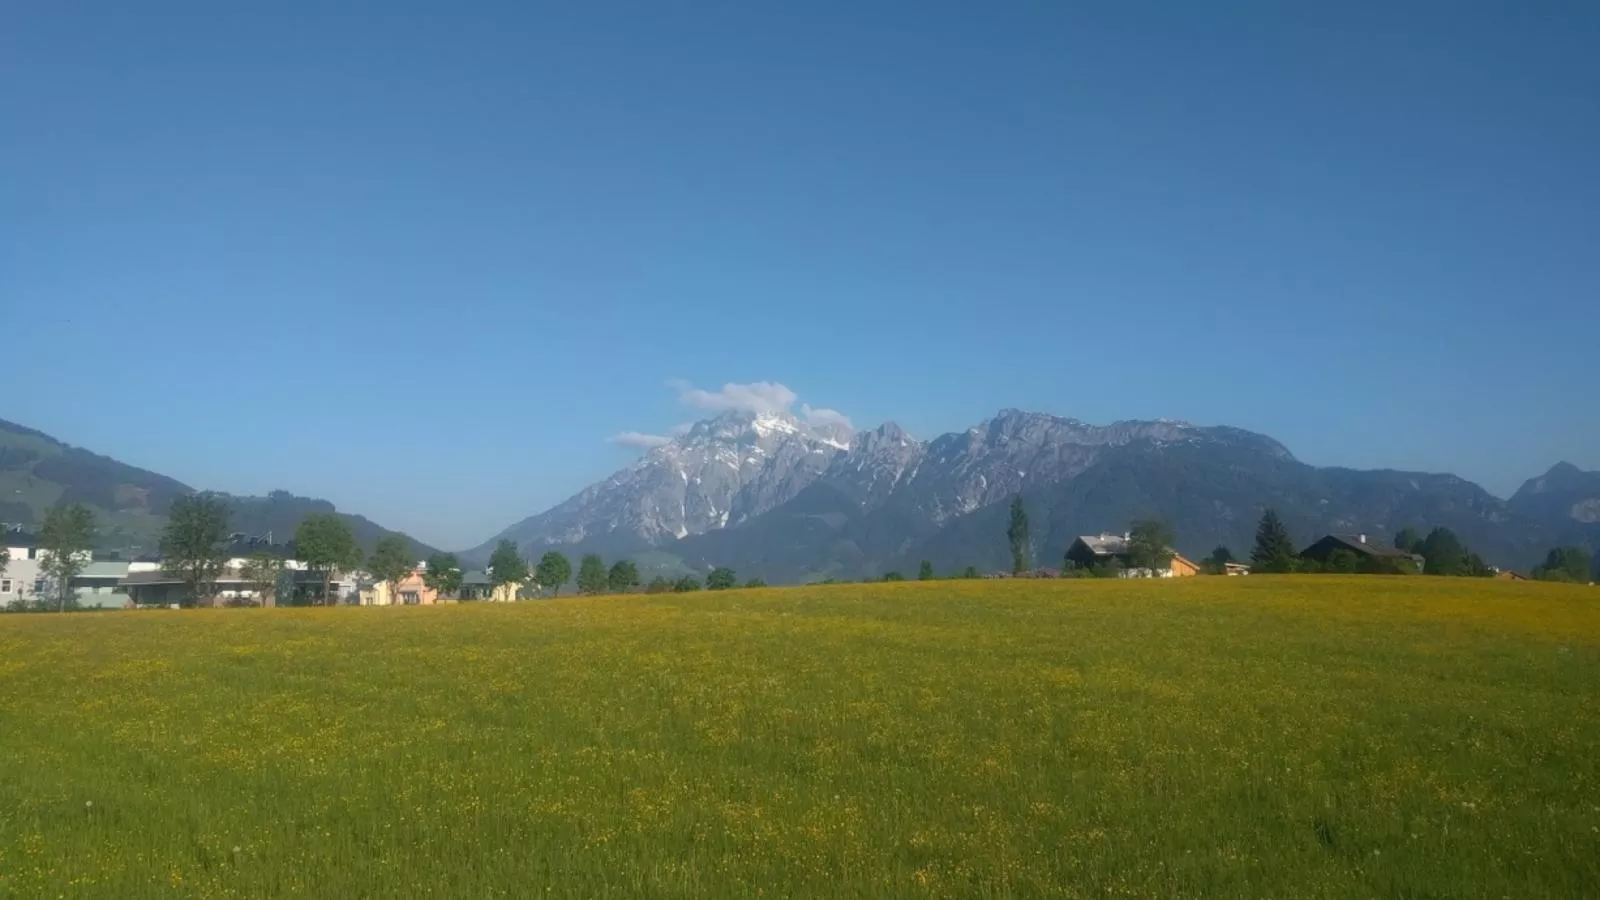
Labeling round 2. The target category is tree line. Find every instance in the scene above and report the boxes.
[482,538,765,598]
[1242,509,1591,580]
[995,496,1594,582]
[6,495,1591,613]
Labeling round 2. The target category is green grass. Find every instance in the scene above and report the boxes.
[1,577,1597,898]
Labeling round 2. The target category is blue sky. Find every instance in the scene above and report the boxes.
[3,2,1596,549]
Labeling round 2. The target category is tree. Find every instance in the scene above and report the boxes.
[158,493,233,607]
[1205,545,1235,575]
[39,503,95,612]
[744,578,767,588]
[1393,527,1424,554]
[1251,509,1297,573]
[608,560,640,593]
[0,546,17,611]
[536,551,572,597]
[918,560,934,581]
[1534,546,1592,582]
[1090,559,1125,579]
[1125,520,1175,576]
[423,552,464,600]
[706,566,737,590]
[576,554,608,595]
[961,565,981,580]
[1006,495,1030,574]
[295,514,362,604]
[240,551,285,608]
[487,540,528,600]
[369,535,416,605]
[645,575,672,594]
[1325,548,1361,574]
[672,575,700,592]
[1419,527,1468,576]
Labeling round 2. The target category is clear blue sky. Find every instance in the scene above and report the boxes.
[3,2,1596,549]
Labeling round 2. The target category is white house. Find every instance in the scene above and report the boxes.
[2,527,117,609]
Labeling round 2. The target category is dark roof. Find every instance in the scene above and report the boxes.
[119,570,332,587]
[222,535,293,558]
[2,528,40,548]
[1305,534,1421,559]
[119,572,244,587]
[1072,533,1180,560]
[460,570,492,586]
[1072,533,1129,556]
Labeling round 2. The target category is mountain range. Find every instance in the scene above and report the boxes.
[469,408,1598,582]
[0,418,436,558]
[5,411,1595,582]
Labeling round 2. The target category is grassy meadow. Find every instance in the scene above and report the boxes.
[1,577,1597,898]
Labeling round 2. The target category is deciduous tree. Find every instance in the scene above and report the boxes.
[159,493,233,607]
[645,575,672,594]
[706,566,736,590]
[607,560,640,593]
[576,553,608,594]
[295,514,362,604]
[488,540,528,599]
[536,551,572,597]
[369,535,416,604]
[672,575,700,592]
[1125,520,1175,576]
[423,552,464,600]
[1419,527,1467,576]
[240,551,285,607]
[1325,548,1361,574]
[1393,527,1423,554]
[39,503,95,612]
[1204,545,1235,575]
[918,560,934,581]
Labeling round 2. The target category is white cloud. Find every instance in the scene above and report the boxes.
[609,380,852,450]
[607,431,672,450]
[801,403,854,430]
[668,379,797,416]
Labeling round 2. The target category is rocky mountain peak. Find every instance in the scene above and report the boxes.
[854,421,913,453]
[475,407,1356,563]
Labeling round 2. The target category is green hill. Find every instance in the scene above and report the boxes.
[0,418,434,557]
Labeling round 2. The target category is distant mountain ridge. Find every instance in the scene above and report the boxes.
[472,409,1594,582]
[0,418,435,557]
[8,411,1592,583]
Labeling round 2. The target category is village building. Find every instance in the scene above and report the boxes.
[1298,534,1424,572]
[1064,532,1199,578]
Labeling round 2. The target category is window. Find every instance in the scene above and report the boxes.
[0,579,10,594]
[400,591,420,605]
[34,580,46,594]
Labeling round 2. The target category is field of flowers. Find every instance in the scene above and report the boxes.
[1,576,1597,898]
